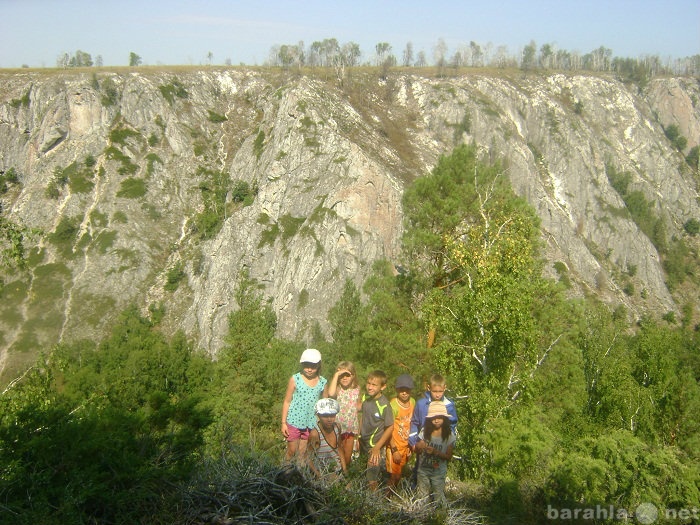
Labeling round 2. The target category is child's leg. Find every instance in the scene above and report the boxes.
[432,470,447,507]
[416,469,430,499]
[297,437,309,457]
[284,424,307,463]
[340,433,354,466]
[284,438,299,462]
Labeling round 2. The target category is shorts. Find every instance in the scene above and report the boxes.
[386,446,411,475]
[286,424,310,442]
[341,432,356,442]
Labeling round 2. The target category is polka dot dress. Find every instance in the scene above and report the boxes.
[286,372,328,430]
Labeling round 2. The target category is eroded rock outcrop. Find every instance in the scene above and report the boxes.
[0,69,698,379]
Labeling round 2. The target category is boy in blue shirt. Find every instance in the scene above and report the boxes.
[408,374,458,487]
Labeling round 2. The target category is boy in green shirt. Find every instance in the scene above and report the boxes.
[358,370,394,491]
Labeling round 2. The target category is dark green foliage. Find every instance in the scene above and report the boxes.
[207,109,227,123]
[191,167,231,239]
[686,145,699,169]
[109,126,141,145]
[208,271,295,454]
[159,79,188,104]
[253,129,265,160]
[146,152,163,175]
[0,308,212,524]
[116,177,147,198]
[606,164,666,252]
[9,91,30,109]
[100,77,119,107]
[0,167,20,194]
[663,238,696,290]
[48,216,80,258]
[231,179,254,204]
[0,216,33,269]
[279,213,305,241]
[104,145,139,175]
[663,124,689,151]
[612,57,652,90]
[164,262,186,292]
[683,218,700,236]
[60,161,95,193]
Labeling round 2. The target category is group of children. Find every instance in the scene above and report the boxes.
[281,348,459,506]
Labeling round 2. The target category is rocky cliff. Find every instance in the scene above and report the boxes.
[0,68,698,382]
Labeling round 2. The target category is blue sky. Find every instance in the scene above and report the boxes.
[1,0,698,68]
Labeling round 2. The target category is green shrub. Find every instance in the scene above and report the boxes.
[683,218,700,236]
[686,145,699,169]
[258,223,280,247]
[231,180,255,205]
[191,168,231,239]
[116,178,147,198]
[9,91,30,108]
[159,79,188,104]
[298,289,309,308]
[89,210,108,228]
[663,124,688,151]
[112,211,128,224]
[100,78,119,106]
[45,181,59,199]
[104,146,139,175]
[109,127,141,145]
[146,153,163,176]
[48,216,80,258]
[207,110,227,123]
[279,214,305,241]
[93,230,117,254]
[164,263,186,292]
[253,129,265,160]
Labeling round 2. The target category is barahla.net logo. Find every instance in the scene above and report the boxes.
[547,503,700,523]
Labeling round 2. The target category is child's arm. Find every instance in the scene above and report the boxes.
[281,376,296,438]
[424,440,454,461]
[325,369,341,398]
[325,367,352,398]
[368,424,393,466]
[408,403,422,448]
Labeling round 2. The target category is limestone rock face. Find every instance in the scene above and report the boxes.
[0,69,698,377]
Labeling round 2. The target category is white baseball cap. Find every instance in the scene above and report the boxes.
[299,348,322,364]
[315,398,340,416]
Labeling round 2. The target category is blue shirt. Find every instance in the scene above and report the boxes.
[408,391,458,448]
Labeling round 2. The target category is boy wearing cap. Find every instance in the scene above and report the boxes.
[359,370,394,490]
[386,373,416,490]
[281,349,327,464]
[307,398,347,479]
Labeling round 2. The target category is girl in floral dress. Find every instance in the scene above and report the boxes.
[326,360,360,467]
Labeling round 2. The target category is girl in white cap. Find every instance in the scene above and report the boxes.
[414,401,456,507]
[281,348,327,464]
